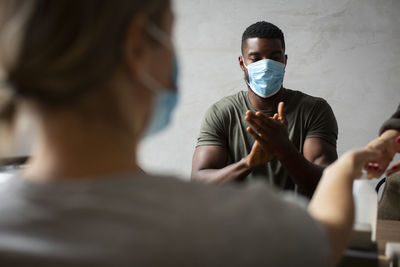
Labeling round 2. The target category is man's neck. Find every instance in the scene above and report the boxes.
[247,87,285,112]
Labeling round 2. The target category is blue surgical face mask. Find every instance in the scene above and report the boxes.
[144,59,179,136]
[243,58,285,98]
[141,24,179,137]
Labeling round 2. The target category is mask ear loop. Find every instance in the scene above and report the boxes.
[137,71,166,94]
[146,23,174,51]
[136,23,176,94]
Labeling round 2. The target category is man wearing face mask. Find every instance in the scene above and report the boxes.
[191,21,338,197]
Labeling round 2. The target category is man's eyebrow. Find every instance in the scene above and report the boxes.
[247,51,283,57]
[247,52,262,56]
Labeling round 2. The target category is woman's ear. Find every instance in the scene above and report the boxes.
[123,14,151,81]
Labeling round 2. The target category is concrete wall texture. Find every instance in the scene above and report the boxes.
[138,0,400,179]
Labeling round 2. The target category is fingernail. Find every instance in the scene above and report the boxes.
[373,165,380,170]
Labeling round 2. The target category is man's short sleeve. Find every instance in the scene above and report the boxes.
[196,104,228,147]
[306,99,338,147]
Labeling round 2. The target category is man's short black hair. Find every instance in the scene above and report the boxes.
[241,21,285,53]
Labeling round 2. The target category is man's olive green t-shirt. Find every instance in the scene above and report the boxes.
[196,89,338,193]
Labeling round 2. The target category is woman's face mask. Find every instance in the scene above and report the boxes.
[140,23,179,137]
[242,58,285,98]
[144,58,179,137]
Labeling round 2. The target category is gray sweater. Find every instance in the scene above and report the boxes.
[0,172,329,266]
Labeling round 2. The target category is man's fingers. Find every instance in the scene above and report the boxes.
[246,126,267,146]
[278,102,285,119]
[245,111,271,133]
[247,126,260,139]
[245,116,264,133]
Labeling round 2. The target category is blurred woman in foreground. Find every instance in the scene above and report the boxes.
[0,1,396,266]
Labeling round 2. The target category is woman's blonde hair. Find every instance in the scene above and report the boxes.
[0,0,168,154]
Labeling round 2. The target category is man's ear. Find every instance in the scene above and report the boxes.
[284,54,288,67]
[123,14,150,81]
[238,56,246,71]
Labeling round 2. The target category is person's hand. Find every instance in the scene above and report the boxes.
[245,102,290,166]
[245,102,287,168]
[365,135,400,177]
[324,148,381,180]
[246,141,274,168]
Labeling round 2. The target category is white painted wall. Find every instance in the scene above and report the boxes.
[138,0,400,179]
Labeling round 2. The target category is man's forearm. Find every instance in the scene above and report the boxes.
[191,158,252,184]
[277,142,324,196]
